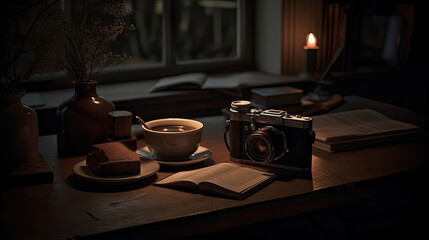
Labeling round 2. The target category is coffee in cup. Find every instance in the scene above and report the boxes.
[142,118,203,160]
[150,125,195,132]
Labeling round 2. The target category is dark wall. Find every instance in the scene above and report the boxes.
[327,1,428,112]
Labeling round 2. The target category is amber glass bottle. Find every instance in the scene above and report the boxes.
[57,81,115,157]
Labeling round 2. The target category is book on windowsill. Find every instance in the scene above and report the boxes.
[312,109,422,152]
[148,71,305,95]
[149,72,207,92]
[154,163,276,199]
[251,86,303,107]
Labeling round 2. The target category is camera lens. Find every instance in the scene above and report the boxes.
[245,126,286,162]
[247,137,271,160]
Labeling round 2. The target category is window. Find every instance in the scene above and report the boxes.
[33,0,253,88]
[113,0,252,78]
[122,0,242,65]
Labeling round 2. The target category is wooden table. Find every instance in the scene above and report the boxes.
[2,96,429,239]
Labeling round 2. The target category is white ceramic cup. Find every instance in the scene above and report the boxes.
[143,118,203,160]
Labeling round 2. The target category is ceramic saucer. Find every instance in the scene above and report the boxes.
[136,145,212,166]
[73,159,160,184]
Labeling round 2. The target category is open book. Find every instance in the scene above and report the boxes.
[149,72,207,92]
[312,109,421,152]
[154,163,275,199]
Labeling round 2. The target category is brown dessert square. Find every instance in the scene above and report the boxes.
[86,142,141,176]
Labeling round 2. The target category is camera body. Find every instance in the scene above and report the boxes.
[227,100,315,172]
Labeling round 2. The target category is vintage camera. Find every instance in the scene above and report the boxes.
[225,100,315,172]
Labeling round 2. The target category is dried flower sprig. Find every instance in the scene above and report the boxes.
[62,0,133,82]
[0,0,61,93]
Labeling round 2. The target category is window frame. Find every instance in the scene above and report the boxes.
[28,0,255,90]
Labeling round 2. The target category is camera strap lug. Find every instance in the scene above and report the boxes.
[224,120,230,151]
[250,117,257,131]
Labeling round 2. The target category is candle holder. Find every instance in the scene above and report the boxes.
[298,48,319,81]
[302,47,344,102]
[302,53,333,102]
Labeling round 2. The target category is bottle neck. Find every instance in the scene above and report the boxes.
[73,81,98,97]
[0,89,25,107]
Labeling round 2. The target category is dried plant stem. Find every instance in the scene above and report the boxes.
[61,0,131,83]
[88,36,105,81]
[1,0,59,92]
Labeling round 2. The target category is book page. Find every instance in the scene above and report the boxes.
[155,163,241,186]
[149,72,207,92]
[201,166,274,194]
[155,163,275,199]
[313,129,422,152]
[313,109,419,142]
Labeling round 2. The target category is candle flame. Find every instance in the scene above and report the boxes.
[305,33,318,49]
[308,33,316,44]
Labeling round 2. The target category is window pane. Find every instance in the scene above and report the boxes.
[176,0,238,61]
[125,0,164,65]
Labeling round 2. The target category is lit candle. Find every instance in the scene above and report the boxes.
[304,33,319,49]
[299,33,319,80]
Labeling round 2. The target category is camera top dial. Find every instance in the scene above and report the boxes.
[231,100,251,112]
